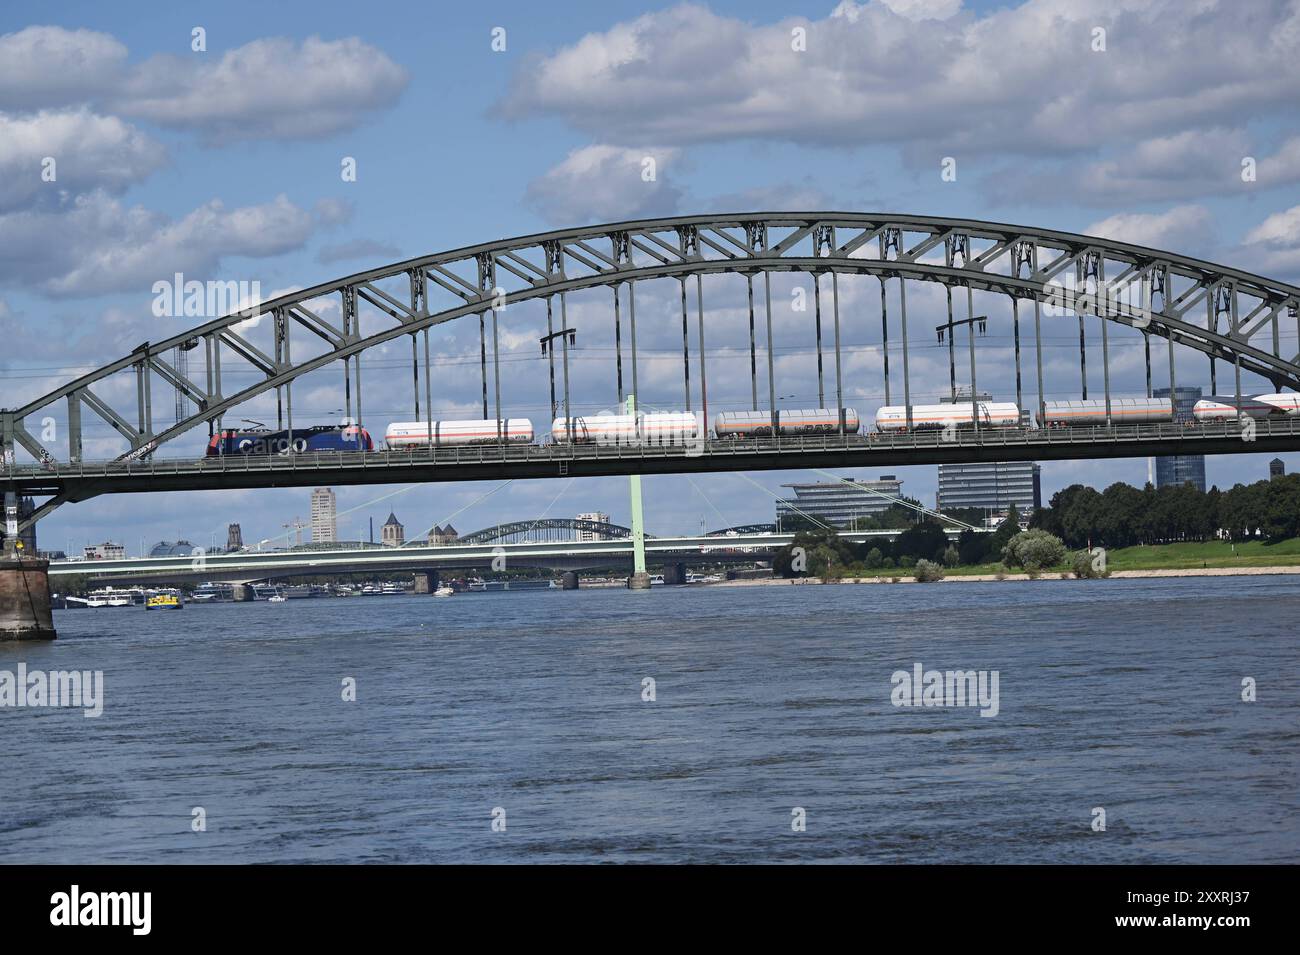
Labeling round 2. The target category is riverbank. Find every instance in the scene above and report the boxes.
[716,564,1300,585]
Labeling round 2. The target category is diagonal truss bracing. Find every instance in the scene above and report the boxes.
[4,212,1299,468]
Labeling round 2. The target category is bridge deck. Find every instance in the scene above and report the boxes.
[6,421,1299,498]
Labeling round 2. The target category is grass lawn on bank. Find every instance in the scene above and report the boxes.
[1097,538,1300,570]
[818,538,1300,579]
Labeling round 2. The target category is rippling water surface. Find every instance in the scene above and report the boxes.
[2,577,1296,863]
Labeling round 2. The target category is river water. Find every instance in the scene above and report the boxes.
[2,577,1296,863]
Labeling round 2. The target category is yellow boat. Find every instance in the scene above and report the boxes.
[145,593,183,610]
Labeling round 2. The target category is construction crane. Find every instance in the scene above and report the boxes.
[282,518,306,548]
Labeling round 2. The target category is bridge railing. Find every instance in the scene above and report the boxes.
[3,418,1292,480]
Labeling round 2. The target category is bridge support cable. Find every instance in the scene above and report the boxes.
[832,271,844,436]
[1076,258,1089,400]
[879,276,891,405]
[405,479,514,548]
[343,334,353,425]
[492,304,502,442]
[1208,288,1218,396]
[747,275,758,410]
[410,333,420,419]
[478,311,488,419]
[678,278,691,412]
[543,298,557,419]
[1012,297,1023,411]
[899,276,913,429]
[696,274,708,430]
[814,271,825,407]
[625,395,648,579]
[613,285,624,403]
[628,280,640,409]
[560,290,572,439]
[764,270,776,433]
[731,470,834,532]
[285,316,293,437]
[967,285,979,433]
[684,473,732,532]
[808,468,979,531]
[1034,298,1045,424]
[946,285,957,399]
[514,477,575,542]
[1144,330,1152,398]
[1099,261,1113,425]
[423,329,433,442]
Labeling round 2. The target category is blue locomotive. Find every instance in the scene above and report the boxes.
[206,425,373,456]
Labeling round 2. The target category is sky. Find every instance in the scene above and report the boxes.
[3,0,1300,555]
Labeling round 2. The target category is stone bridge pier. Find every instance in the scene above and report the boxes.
[1,551,56,641]
[661,562,689,585]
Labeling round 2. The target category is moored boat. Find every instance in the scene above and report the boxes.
[145,592,182,610]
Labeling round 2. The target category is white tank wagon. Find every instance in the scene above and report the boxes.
[385,419,534,448]
[1039,398,1174,428]
[714,408,861,438]
[874,402,1022,433]
[1193,393,1300,420]
[551,412,699,445]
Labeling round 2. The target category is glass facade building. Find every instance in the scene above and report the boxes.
[775,476,904,528]
[936,461,1041,516]
[1153,386,1206,492]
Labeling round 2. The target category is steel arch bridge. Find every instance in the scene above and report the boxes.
[455,518,641,545]
[5,211,1300,537]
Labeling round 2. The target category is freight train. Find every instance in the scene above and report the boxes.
[875,402,1022,432]
[206,424,373,456]
[1039,397,1173,428]
[202,390,1299,455]
[385,419,534,447]
[714,408,860,438]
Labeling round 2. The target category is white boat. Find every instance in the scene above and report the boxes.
[433,585,454,597]
[67,589,135,608]
[267,594,288,603]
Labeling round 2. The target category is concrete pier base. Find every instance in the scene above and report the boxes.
[627,571,652,590]
[662,562,688,585]
[561,571,579,591]
[231,583,255,602]
[0,554,56,641]
[413,570,440,594]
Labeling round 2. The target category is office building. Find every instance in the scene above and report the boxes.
[576,511,611,541]
[84,542,126,560]
[310,488,337,544]
[937,461,1041,516]
[775,476,904,529]
[1153,386,1206,492]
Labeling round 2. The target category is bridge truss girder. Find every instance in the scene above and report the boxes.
[4,212,1300,479]
[454,517,639,545]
